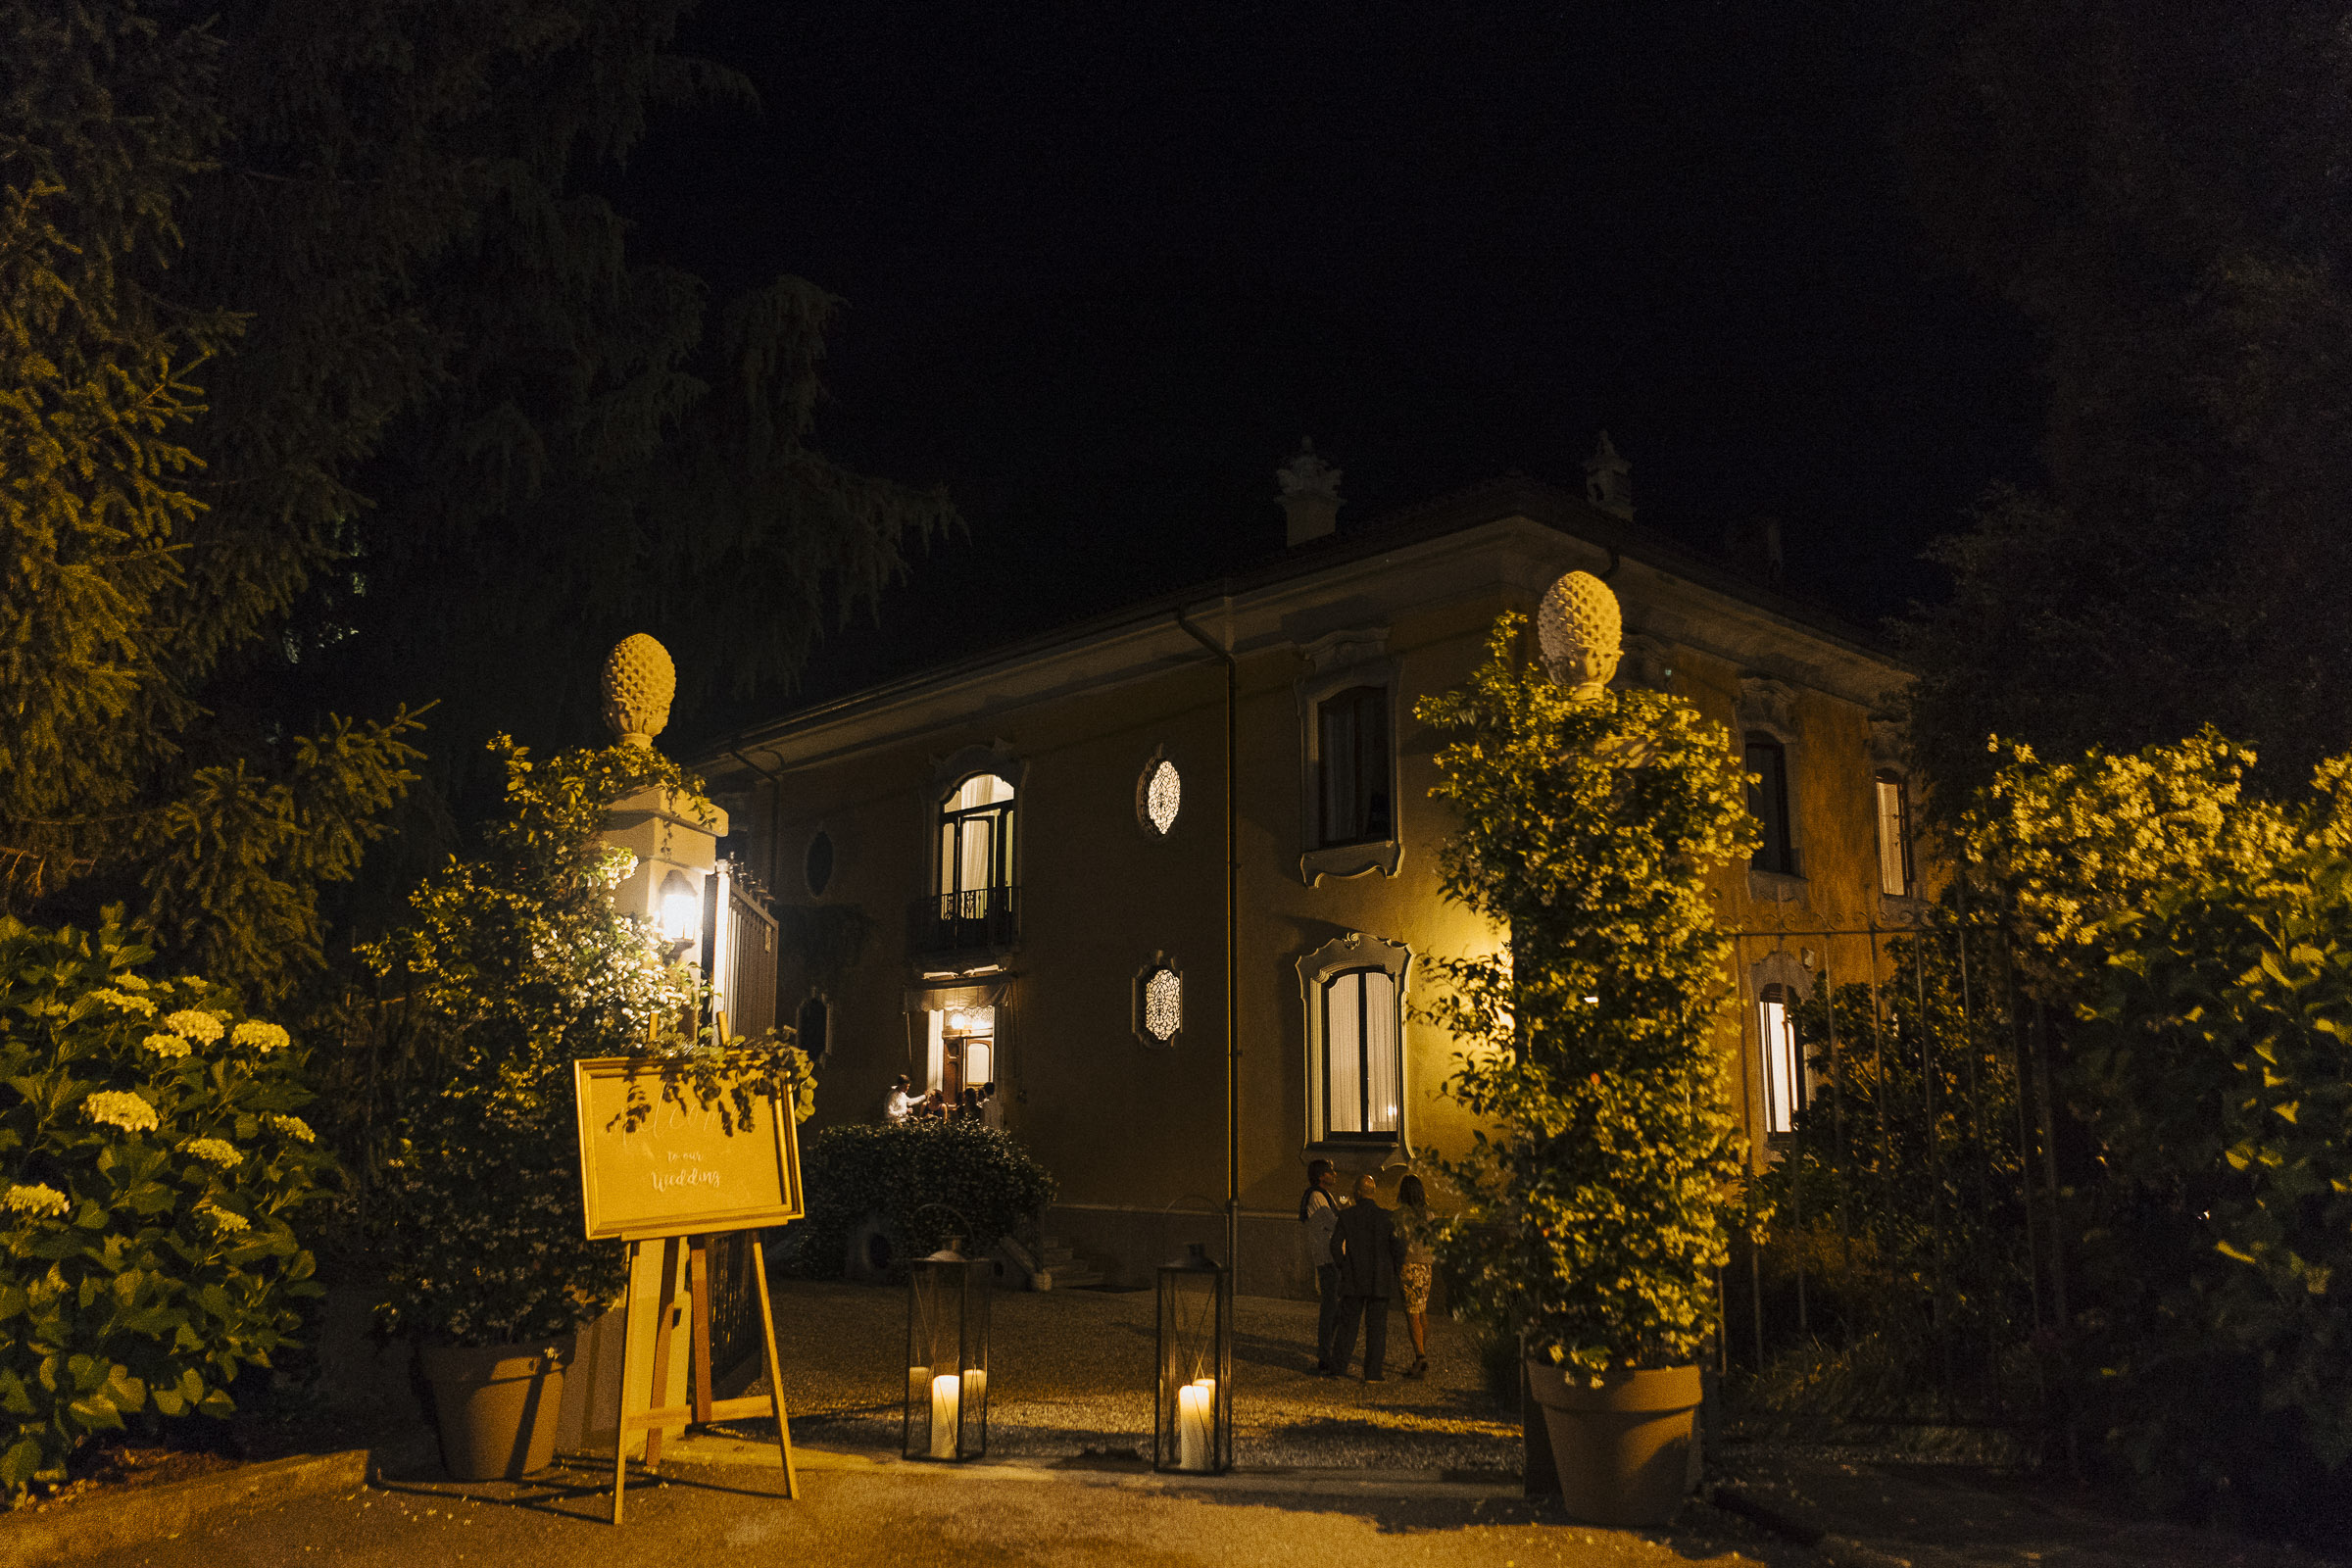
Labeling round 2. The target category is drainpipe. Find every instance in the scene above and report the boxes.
[1174,606,1241,1286]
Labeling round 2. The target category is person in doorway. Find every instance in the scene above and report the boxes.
[1328,1173,1399,1382]
[884,1075,918,1123]
[1394,1173,1436,1379]
[1298,1159,1344,1372]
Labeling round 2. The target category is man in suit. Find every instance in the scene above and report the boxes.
[1328,1173,1399,1382]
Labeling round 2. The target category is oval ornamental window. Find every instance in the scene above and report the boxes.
[805,829,835,897]
[1140,756,1181,836]
[1137,960,1183,1046]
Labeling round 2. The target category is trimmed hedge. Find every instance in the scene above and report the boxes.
[792,1119,1054,1283]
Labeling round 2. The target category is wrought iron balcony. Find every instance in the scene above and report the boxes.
[907,884,1019,957]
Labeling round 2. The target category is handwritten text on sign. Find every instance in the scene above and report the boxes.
[573,1056,805,1242]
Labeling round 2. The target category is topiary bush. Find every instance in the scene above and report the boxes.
[1418,609,1756,1373]
[793,1119,1055,1284]
[0,912,335,1502]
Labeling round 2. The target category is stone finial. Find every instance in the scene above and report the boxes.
[602,633,676,748]
[1584,431,1634,521]
[1537,570,1624,699]
[1277,437,1343,547]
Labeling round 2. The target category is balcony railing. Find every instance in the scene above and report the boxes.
[907,883,1019,957]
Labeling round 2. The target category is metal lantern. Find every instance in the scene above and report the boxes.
[904,1238,991,1461]
[1153,1243,1233,1474]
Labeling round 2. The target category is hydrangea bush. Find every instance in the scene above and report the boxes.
[1418,614,1756,1372]
[363,739,813,1348]
[0,913,333,1500]
[792,1119,1056,1284]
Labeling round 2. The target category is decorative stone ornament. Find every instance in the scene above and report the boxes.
[1277,438,1343,547]
[1537,570,1624,699]
[601,633,676,748]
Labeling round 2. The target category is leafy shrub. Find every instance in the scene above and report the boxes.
[0,913,335,1500]
[794,1119,1055,1283]
[360,739,812,1347]
[1965,732,2352,1540]
[1417,611,1755,1371]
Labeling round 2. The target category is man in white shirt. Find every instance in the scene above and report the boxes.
[884,1075,919,1122]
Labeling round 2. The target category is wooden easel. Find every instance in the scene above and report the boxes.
[610,1229,798,1524]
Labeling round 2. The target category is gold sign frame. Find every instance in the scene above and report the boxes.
[572,1054,805,1243]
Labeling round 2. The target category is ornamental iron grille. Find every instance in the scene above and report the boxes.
[1135,955,1182,1046]
[1142,757,1181,836]
[1724,915,2059,1437]
[1153,1244,1233,1474]
[903,1240,991,1461]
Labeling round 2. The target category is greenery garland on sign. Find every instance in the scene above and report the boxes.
[1418,613,1755,1373]
[359,739,813,1348]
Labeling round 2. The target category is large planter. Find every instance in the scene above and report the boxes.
[418,1338,574,1481]
[1523,1359,1701,1527]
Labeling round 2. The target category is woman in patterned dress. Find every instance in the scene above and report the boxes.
[1394,1173,1436,1379]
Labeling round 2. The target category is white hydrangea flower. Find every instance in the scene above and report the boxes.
[143,1033,191,1058]
[82,1091,159,1133]
[197,1202,249,1235]
[183,1138,241,1169]
[166,1009,225,1044]
[3,1184,70,1219]
[230,1019,290,1054]
[265,1114,316,1145]
[90,987,157,1016]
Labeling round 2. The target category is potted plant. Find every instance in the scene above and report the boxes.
[1418,583,1754,1526]
[361,738,812,1479]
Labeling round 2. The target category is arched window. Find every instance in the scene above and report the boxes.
[1874,770,1914,898]
[1744,734,1796,876]
[937,773,1015,910]
[1760,983,1804,1135]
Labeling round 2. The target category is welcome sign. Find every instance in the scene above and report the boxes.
[573,1055,805,1242]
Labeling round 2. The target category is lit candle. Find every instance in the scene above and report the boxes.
[929,1372,960,1459]
[960,1366,987,1411]
[908,1364,930,1408]
[1176,1382,1211,1472]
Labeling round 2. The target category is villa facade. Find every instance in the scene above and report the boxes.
[694,455,1923,1297]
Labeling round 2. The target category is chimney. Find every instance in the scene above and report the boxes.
[1584,431,1634,521]
[1276,438,1343,547]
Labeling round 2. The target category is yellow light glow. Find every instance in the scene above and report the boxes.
[658,870,701,943]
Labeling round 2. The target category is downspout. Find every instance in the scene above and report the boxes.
[1174,606,1241,1284]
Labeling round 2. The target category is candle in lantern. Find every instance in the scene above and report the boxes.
[1176,1381,1212,1471]
[908,1365,930,1406]
[929,1372,960,1459]
[960,1366,987,1408]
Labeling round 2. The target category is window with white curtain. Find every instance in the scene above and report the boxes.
[1322,966,1401,1140]
[1760,984,1804,1135]
[936,773,1015,914]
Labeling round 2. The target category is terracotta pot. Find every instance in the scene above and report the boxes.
[1523,1359,1701,1527]
[418,1338,573,1481]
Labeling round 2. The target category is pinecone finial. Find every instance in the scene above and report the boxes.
[1536,570,1623,700]
[601,634,676,748]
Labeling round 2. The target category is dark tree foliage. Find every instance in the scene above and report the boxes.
[1,1,951,1001]
[1895,1,2352,812]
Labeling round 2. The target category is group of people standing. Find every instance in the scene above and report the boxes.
[883,1074,998,1123]
[1298,1158,1435,1382]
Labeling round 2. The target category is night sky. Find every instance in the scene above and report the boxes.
[615,2,2042,708]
